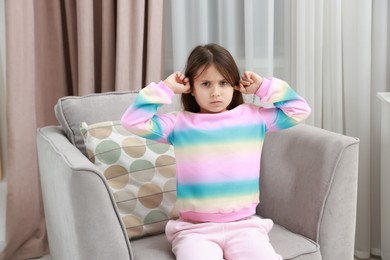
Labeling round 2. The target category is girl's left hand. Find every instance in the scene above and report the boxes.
[235,71,263,94]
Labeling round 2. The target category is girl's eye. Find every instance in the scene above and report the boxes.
[201,82,209,87]
[221,81,230,86]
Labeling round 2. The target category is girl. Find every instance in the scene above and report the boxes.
[121,43,311,260]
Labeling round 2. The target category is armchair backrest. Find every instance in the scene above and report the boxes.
[55,91,181,155]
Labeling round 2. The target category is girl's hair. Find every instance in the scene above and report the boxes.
[181,43,244,112]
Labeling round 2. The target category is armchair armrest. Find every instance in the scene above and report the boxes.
[257,124,359,260]
[37,126,133,260]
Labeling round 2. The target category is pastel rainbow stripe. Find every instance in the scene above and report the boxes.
[121,77,311,222]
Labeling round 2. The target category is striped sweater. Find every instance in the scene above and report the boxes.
[121,77,311,223]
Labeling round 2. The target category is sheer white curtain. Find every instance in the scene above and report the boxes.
[163,0,389,258]
[163,0,282,78]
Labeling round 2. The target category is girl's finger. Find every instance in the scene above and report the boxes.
[243,72,254,83]
[243,71,251,79]
[235,84,246,93]
[240,80,251,86]
[176,72,183,80]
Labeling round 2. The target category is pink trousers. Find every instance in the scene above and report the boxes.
[165,216,283,260]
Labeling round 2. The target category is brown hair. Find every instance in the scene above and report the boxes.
[181,43,244,113]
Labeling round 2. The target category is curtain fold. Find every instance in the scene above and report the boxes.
[0,35,4,181]
[167,0,278,76]
[144,0,164,85]
[0,0,163,259]
[0,150,2,181]
[341,1,373,257]
[0,3,4,181]
[0,1,48,259]
[370,1,389,255]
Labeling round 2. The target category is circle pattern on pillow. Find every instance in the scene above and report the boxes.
[96,140,121,164]
[122,137,146,158]
[81,121,178,240]
[104,165,129,189]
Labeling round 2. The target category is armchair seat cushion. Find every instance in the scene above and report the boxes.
[131,223,320,260]
[269,224,320,259]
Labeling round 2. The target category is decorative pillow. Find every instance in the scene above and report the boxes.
[80,120,178,240]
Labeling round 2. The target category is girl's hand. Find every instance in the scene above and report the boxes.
[235,71,263,94]
[164,72,191,94]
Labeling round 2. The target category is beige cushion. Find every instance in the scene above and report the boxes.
[81,120,178,239]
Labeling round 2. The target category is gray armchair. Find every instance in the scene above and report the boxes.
[37,91,359,260]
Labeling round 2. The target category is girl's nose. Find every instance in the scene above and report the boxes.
[211,85,221,97]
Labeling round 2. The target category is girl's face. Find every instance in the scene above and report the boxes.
[192,64,234,113]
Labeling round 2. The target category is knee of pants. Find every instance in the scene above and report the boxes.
[172,236,224,260]
[223,224,281,260]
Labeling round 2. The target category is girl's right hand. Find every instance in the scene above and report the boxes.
[164,72,191,94]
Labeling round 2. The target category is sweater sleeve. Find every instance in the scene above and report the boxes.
[121,81,177,144]
[256,77,311,132]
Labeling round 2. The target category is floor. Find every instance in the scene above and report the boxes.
[31,255,380,260]
[34,256,51,260]
[356,257,382,260]
[28,255,380,260]
[30,252,383,259]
